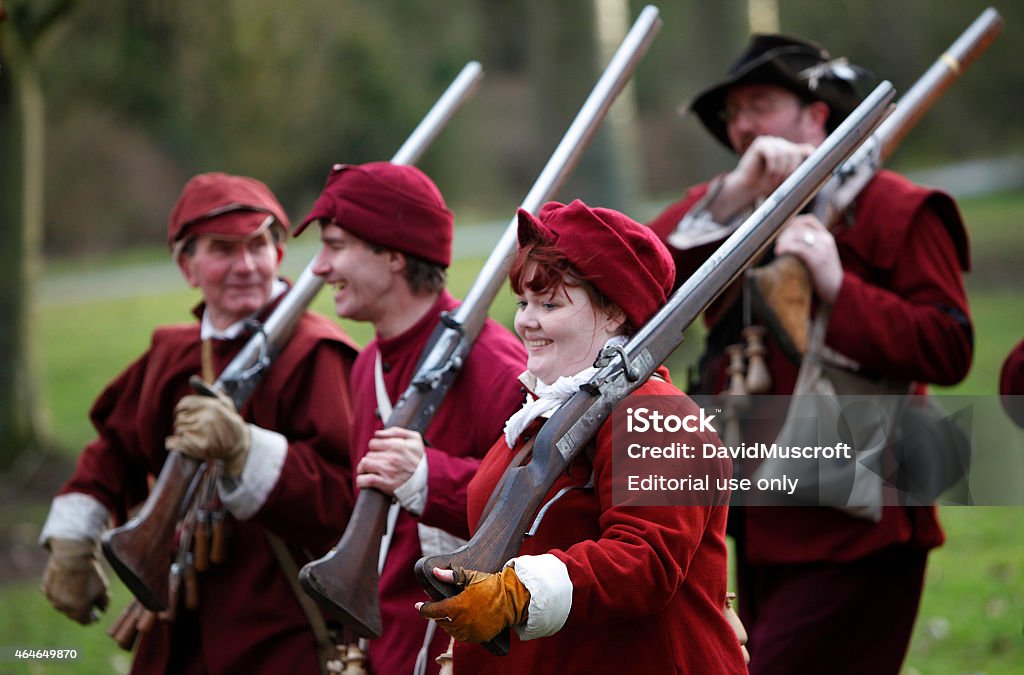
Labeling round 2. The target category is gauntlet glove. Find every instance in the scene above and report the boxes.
[170,386,250,476]
[41,538,109,625]
[418,566,531,643]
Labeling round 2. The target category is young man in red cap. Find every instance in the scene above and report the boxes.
[297,162,527,675]
[39,172,359,674]
[648,35,973,675]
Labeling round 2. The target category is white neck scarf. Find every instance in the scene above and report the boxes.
[200,278,287,340]
[503,335,627,448]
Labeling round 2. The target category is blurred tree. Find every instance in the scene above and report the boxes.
[525,0,642,210]
[17,0,1024,254]
[0,0,75,466]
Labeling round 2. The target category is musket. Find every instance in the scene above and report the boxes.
[414,81,896,655]
[100,61,485,612]
[751,8,1003,355]
[298,5,663,648]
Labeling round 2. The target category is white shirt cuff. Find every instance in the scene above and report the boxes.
[219,424,287,520]
[39,493,111,546]
[394,455,428,516]
[506,553,572,640]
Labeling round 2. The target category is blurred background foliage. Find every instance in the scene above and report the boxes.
[3,0,1019,255]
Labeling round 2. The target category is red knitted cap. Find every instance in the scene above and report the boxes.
[296,162,454,267]
[517,200,674,328]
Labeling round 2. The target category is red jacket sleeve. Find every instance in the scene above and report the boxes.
[247,336,356,553]
[825,192,973,385]
[551,382,731,628]
[60,351,161,524]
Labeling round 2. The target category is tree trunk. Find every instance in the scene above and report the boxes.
[0,5,61,466]
[525,0,642,211]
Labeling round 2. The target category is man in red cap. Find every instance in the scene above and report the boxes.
[297,162,527,675]
[39,172,359,674]
[648,35,973,675]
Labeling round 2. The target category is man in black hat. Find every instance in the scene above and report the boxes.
[649,35,973,675]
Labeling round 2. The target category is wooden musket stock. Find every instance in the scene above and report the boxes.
[298,5,663,651]
[100,61,485,612]
[415,82,896,655]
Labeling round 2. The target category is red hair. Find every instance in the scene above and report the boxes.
[510,242,630,331]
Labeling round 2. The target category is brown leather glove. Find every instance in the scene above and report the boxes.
[41,538,109,625]
[170,388,250,476]
[418,567,531,643]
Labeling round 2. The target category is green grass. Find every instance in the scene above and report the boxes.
[11,189,1024,673]
[904,507,1024,675]
[0,583,135,675]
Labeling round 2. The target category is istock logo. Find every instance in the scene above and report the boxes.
[626,407,717,433]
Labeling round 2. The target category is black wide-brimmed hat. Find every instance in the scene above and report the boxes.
[687,34,871,151]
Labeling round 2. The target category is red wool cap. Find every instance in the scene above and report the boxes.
[517,200,675,328]
[296,162,454,268]
[167,172,290,249]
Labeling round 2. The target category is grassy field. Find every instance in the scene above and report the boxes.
[1,190,1022,673]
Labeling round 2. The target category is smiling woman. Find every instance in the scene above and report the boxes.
[415,199,749,674]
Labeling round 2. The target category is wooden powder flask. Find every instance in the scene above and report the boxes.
[325,642,367,675]
[108,599,144,651]
[723,592,750,664]
[725,344,748,398]
[436,637,456,675]
[722,344,749,446]
[193,510,211,571]
[210,510,228,564]
[183,555,200,610]
[742,326,772,394]
[342,643,368,675]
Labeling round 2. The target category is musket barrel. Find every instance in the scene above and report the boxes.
[876,8,1002,160]
[455,6,661,336]
[393,61,484,166]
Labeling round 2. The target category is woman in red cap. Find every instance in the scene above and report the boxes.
[417,200,748,674]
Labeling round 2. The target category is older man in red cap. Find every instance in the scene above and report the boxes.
[40,172,359,674]
[296,162,526,675]
[648,35,973,675]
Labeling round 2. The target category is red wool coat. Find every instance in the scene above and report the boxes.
[58,297,358,675]
[454,368,749,675]
[349,291,527,675]
[648,169,973,564]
